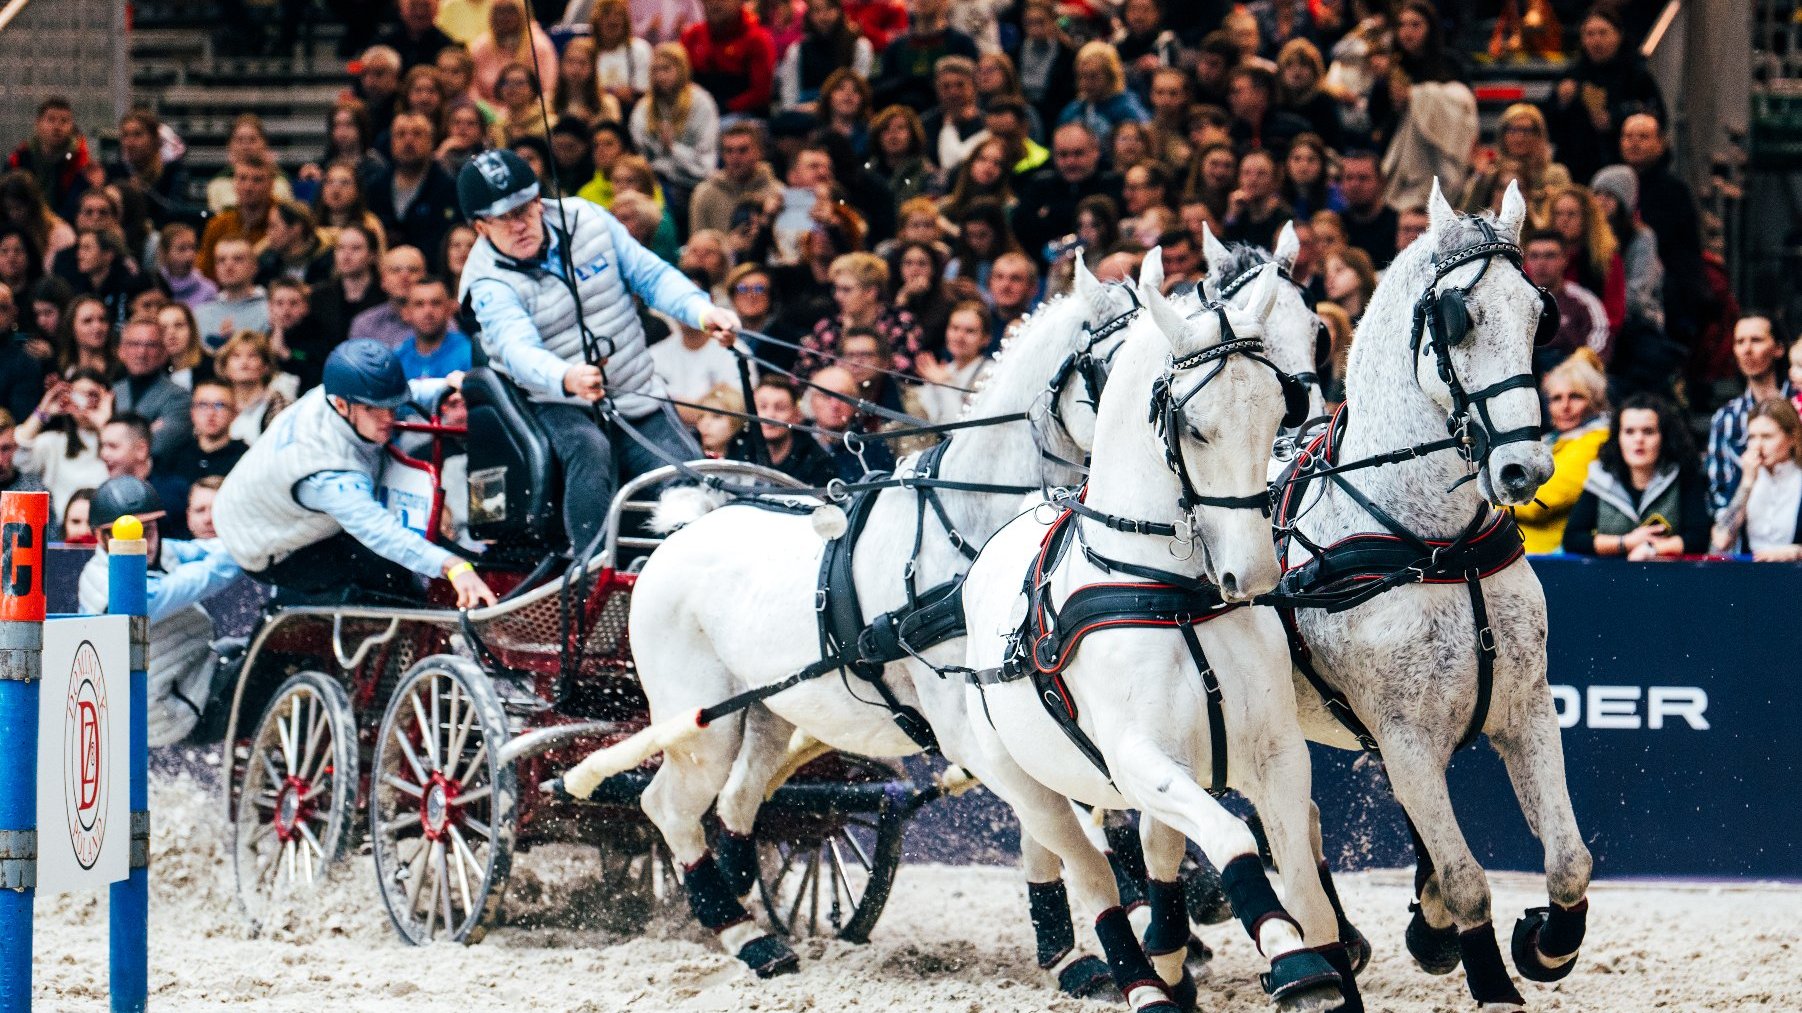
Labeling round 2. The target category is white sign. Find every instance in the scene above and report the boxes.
[378,451,439,537]
[36,615,131,892]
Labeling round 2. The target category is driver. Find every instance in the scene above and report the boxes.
[456,150,741,551]
[77,475,242,746]
[212,339,498,608]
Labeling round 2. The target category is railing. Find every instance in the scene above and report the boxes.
[0,0,126,163]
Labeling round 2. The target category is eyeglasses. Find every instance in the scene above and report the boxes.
[733,282,769,295]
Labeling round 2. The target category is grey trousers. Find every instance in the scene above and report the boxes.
[530,401,701,551]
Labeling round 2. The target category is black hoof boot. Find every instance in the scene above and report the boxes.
[1312,943,1365,1013]
[1260,949,1344,1011]
[1055,955,1118,1000]
[715,829,757,899]
[1184,934,1214,975]
[1341,925,1372,976]
[1511,899,1587,983]
[1406,902,1462,975]
[1182,854,1233,925]
[1167,967,1198,1012]
[737,933,800,978]
[1458,921,1526,1008]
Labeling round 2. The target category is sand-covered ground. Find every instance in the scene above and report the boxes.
[27,767,1802,1012]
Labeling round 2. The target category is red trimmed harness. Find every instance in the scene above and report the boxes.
[971,505,1238,793]
[1267,408,1526,753]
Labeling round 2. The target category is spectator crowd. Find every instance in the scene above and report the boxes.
[1,0,1797,560]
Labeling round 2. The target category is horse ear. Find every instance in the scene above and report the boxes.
[1201,221,1230,276]
[1273,221,1299,270]
[1242,262,1281,323]
[1072,253,1102,305]
[1497,179,1528,242]
[1142,275,1191,353]
[1427,177,1457,232]
[1139,245,1166,297]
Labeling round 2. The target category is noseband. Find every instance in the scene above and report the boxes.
[1034,285,1143,477]
[1408,220,1554,483]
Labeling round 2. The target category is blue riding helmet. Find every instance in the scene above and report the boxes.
[323,339,411,409]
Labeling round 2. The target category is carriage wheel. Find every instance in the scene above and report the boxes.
[755,759,909,944]
[370,655,517,945]
[232,671,358,932]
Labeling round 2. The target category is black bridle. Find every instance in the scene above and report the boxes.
[1060,302,1288,563]
[1214,259,1326,408]
[1407,219,1556,486]
[1032,286,1143,478]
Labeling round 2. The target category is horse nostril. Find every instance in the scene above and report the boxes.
[1220,572,1240,600]
[1499,463,1529,492]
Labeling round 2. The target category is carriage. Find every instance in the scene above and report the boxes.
[217,368,941,945]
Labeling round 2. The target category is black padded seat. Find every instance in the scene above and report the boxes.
[461,367,562,547]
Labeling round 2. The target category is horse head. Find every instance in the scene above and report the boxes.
[1198,221,1328,428]
[1136,252,1288,600]
[1039,255,1142,457]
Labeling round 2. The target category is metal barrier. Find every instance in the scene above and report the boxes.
[0,490,149,1013]
[0,0,125,162]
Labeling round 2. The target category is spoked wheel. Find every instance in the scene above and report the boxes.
[370,655,517,945]
[755,756,909,943]
[233,671,358,932]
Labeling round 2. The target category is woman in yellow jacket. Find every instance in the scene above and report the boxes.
[1516,348,1611,552]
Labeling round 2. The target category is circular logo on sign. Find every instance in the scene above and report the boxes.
[63,641,109,870]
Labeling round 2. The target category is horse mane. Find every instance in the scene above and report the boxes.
[1210,241,1276,290]
[955,291,1073,421]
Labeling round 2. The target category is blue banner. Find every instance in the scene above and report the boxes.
[908,557,1802,879]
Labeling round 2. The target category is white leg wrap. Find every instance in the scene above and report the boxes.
[1537,945,1579,969]
[718,920,761,955]
[1125,982,1170,1011]
[1256,918,1306,960]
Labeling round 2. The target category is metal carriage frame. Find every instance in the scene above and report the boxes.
[221,454,937,945]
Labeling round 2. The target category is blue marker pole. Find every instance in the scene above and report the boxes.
[106,516,149,1013]
[0,490,48,1013]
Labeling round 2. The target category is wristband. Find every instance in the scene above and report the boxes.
[33,409,50,424]
[447,561,475,579]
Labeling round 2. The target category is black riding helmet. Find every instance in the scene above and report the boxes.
[458,149,540,221]
[91,475,165,531]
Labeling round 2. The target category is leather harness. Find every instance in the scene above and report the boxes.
[1269,409,1525,753]
[969,505,1236,794]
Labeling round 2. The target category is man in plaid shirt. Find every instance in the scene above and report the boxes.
[1706,315,1793,519]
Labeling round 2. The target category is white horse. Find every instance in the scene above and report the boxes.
[1278,182,1589,1012]
[1199,221,1329,426]
[560,264,1153,981]
[958,258,1351,1013]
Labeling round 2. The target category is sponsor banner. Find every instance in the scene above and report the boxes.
[906,558,1802,878]
[36,615,131,892]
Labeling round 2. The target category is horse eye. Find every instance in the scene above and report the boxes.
[1186,424,1208,443]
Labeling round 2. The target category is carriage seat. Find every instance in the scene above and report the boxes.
[461,366,563,548]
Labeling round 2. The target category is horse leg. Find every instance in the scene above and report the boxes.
[641,712,798,978]
[1021,829,1118,1000]
[1490,688,1593,984]
[977,756,1179,1011]
[1247,746,1364,1013]
[713,705,796,899]
[1138,817,1199,1012]
[1306,800,1371,974]
[1381,739,1525,1011]
[1109,738,1343,1012]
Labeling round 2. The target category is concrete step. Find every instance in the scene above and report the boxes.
[152,82,347,111]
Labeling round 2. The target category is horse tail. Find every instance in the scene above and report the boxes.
[557,706,708,798]
[649,484,733,534]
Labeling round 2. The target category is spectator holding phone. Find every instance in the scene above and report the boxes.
[1711,398,1802,560]
[1564,393,1708,559]
[12,369,111,523]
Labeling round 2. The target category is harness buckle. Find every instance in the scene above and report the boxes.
[1197,666,1221,695]
[948,529,966,552]
[814,589,828,613]
[1477,626,1497,654]
[902,560,916,582]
